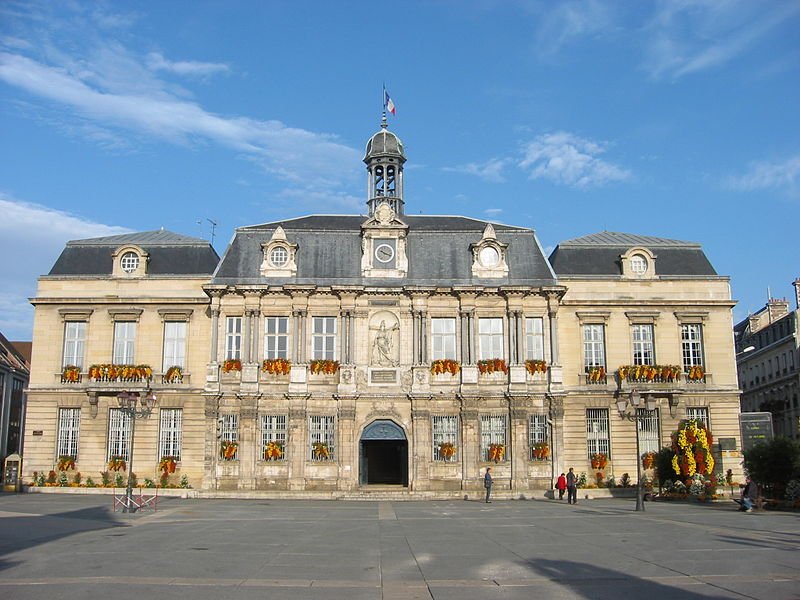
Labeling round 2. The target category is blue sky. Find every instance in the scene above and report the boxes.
[1,1,798,341]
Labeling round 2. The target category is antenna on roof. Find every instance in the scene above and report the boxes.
[197,218,218,246]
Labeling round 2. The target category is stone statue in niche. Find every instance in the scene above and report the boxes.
[369,313,400,367]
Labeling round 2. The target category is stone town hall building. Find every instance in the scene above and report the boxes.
[23,121,743,497]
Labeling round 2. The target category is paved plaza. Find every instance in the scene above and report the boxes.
[0,492,798,599]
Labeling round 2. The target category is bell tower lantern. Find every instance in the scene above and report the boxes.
[364,116,406,216]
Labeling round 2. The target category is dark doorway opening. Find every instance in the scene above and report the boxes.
[360,439,408,486]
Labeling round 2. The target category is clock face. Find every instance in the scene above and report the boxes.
[375,243,395,264]
[479,246,499,267]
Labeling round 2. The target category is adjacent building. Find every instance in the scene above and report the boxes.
[0,331,30,465]
[22,121,744,496]
[734,281,800,440]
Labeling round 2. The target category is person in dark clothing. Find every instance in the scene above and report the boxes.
[566,467,578,505]
[484,467,493,503]
[556,473,567,500]
[741,477,758,512]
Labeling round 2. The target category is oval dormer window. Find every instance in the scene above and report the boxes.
[630,254,648,275]
[270,246,288,267]
[120,251,140,273]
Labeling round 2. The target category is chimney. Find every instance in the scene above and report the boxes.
[794,278,800,310]
[767,298,790,322]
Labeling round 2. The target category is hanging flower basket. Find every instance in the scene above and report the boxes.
[430,359,460,376]
[262,358,291,376]
[220,441,238,461]
[641,451,656,470]
[164,365,184,383]
[488,443,506,463]
[310,360,340,375]
[478,359,508,374]
[108,456,127,472]
[57,455,76,471]
[61,365,81,383]
[312,442,331,460]
[222,359,242,373]
[531,442,550,460]
[264,441,284,461]
[587,366,606,382]
[590,452,608,470]
[525,360,548,375]
[438,442,457,460]
[159,457,178,474]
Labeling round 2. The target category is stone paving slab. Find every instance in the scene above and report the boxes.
[1,493,798,600]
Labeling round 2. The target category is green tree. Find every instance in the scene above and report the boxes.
[654,447,677,491]
[743,437,800,499]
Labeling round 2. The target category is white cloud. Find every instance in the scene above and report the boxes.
[726,155,800,194]
[444,158,509,183]
[518,132,631,188]
[0,194,131,340]
[146,52,230,77]
[484,208,503,217]
[533,0,615,57]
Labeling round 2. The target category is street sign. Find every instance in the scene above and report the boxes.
[739,412,774,452]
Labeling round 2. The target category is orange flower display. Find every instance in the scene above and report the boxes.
[590,452,608,470]
[57,456,76,471]
[617,365,681,383]
[438,442,457,460]
[587,366,606,382]
[220,441,238,461]
[478,359,508,374]
[88,364,152,382]
[430,359,460,376]
[312,442,331,460]
[108,457,126,472]
[61,365,81,383]
[264,441,284,461]
[488,443,506,462]
[159,457,178,474]
[671,419,714,478]
[525,360,548,375]
[641,451,656,470]
[686,365,705,381]
[222,359,242,373]
[164,365,183,383]
[531,442,550,460]
[262,358,291,376]
[310,360,340,375]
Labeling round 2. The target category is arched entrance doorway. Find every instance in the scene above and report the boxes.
[359,420,408,486]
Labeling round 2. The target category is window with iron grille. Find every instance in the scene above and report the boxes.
[220,414,238,460]
[309,415,335,460]
[261,414,287,460]
[63,321,86,368]
[583,324,606,370]
[107,408,131,461]
[162,321,187,371]
[264,317,289,359]
[478,318,504,360]
[113,321,136,364]
[686,407,710,428]
[159,408,182,460]
[525,317,545,361]
[586,408,610,458]
[432,415,459,461]
[431,318,457,360]
[225,316,242,360]
[57,408,80,458]
[480,414,507,461]
[529,414,548,445]
[632,324,655,365]
[312,317,337,360]
[681,324,704,369]
[636,408,660,454]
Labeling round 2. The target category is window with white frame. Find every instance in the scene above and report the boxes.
[219,414,238,460]
[162,321,187,371]
[63,321,86,368]
[686,406,709,428]
[586,408,610,458]
[632,324,655,365]
[113,321,136,364]
[432,415,458,461]
[478,318,504,360]
[480,414,507,461]
[261,414,287,460]
[159,408,182,459]
[57,408,80,458]
[529,414,548,444]
[636,408,660,454]
[431,318,457,360]
[312,317,336,360]
[525,317,545,361]
[681,324,704,370]
[309,415,335,460]
[225,316,242,360]
[107,408,131,461]
[583,324,606,370]
[264,317,289,359]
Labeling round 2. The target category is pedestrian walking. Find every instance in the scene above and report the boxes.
[566,467,578,505]
[484,467,493,503]
[740,476,758,513]
[556,472,567,500]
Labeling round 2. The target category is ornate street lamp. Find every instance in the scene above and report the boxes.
[117,390,157,513]
[617,390,657,512]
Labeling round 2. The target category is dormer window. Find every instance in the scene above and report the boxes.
[111,245,148,277]
[120,252,140,273]
[630,254,648,275]
[270,246,289,267]
[471,224,508,278]
[620,247,657,279]
[478,246,500,268]
[260,226,298,277]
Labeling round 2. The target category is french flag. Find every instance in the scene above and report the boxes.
[384,88,396,115]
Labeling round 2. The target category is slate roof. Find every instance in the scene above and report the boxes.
[214,215,557,287]
[0,331,30,374]
[48,230,220,276]
[548,231,717,276]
